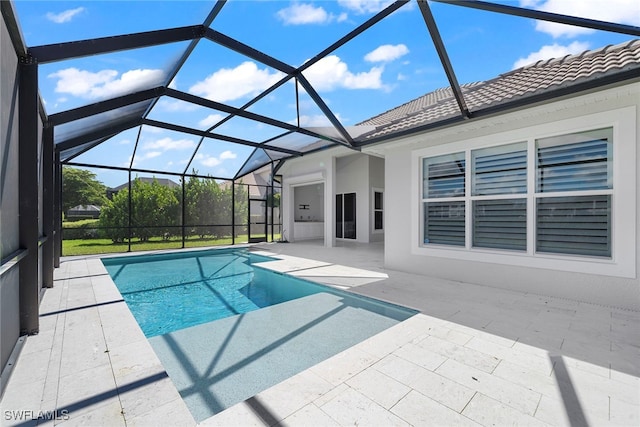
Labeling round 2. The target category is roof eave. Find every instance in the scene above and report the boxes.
[355,70,640,148]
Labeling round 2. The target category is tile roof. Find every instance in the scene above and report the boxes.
[357,39,640,141]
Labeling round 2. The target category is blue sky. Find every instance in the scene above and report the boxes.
[13,0,640,187]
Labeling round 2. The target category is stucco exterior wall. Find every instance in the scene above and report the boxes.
[336,154,370,243]
[280,148,384,245]
[369,156,385,243]
[369,83,640,310]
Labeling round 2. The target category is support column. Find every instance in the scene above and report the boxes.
[181,175,186,249]
[127,170,132,252]
[18,57,40,335]
[53,150,62,267]
[325,156,336,248]
[42,125,54,288]
[231,179,235,245]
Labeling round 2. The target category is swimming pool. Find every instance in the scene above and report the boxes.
[102,248,323,337]
[102,248,417,421]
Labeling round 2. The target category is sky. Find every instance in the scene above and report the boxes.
[12,0,640,188]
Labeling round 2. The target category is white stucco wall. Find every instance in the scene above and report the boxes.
[369,156,385,243]
[336,154,370,243]
[280,147,345,245]
[293,184,324,222]
[365,83,640,310]
[280,148,384,245]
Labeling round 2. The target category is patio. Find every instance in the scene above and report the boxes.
[1,241,638,426]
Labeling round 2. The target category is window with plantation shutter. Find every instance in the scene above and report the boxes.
[471,143,527,251]
[473,199,526,250]
[423,153,465,198]
[422,153,465,247]
[537,129,612,193]
[424,201,465,246]
[535,128,613,257]
[536,195,611,257]
[420,127,614,260]
[473,143,527,196]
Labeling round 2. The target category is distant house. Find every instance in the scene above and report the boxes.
[67,204,101,219]
[107,177,180,199]
[219,169,277,199]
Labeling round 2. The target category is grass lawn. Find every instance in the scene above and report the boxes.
[64,236,242,256]
[62,234,281,256]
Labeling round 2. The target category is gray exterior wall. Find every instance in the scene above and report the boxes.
[1,8,22,376]
[371,83,640,310]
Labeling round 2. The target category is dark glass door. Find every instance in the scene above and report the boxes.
[336,193,356,239]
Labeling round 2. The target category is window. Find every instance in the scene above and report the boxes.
[472,143,527,251]
[373,190,383,231]
[422,153,465,245]
[420,128,613,258]
[535,128,612,257]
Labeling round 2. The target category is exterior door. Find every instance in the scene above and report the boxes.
[336,193,356,239]
[248,198,267,243]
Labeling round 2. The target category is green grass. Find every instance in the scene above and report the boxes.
[62,234,281,256]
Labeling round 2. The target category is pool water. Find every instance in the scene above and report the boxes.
[102,249,324,337]
[102,248,417,421]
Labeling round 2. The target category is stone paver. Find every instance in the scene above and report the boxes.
[1,241,638,426]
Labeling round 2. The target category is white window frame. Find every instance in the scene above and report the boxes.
[411,106,636,278]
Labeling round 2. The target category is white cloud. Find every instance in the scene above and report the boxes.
[46,7,85,24]
[513,41,590,68]
[199,114,225,129]
[189,62,285,103]
[201,157,220,167]
[48,68,165,100]
[129,150,162,167]
[219,150,237,160]
[157,98,198,112]
[144,151,162,159]
[303,55,386,91]
[277,3,346,25]
[143,126,165,134]
[521,0,640,38]
[198,151,237,168]
[142,137,196,152]
[337,0,394,14]
[365,44,409,63]
[298,114,334,127]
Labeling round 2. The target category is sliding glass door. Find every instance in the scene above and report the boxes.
[336,193,356,239]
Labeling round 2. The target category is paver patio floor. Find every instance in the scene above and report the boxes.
[1,241,638,426]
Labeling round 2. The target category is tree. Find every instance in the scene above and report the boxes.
[131,178,180,241]
[62,167,107,214]
[99,190,129,243]
[99,177,180,242]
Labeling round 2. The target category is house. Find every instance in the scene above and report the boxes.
[106,177,180,199]
[66,204,101,219]
[279,40,640,310]
[2,0,639,401]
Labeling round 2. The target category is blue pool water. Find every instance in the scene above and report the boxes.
[102,248,327,337]
[102,248,417,421]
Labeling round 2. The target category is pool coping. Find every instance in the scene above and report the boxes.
[1,245,421,426]
[3,243,638,426]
